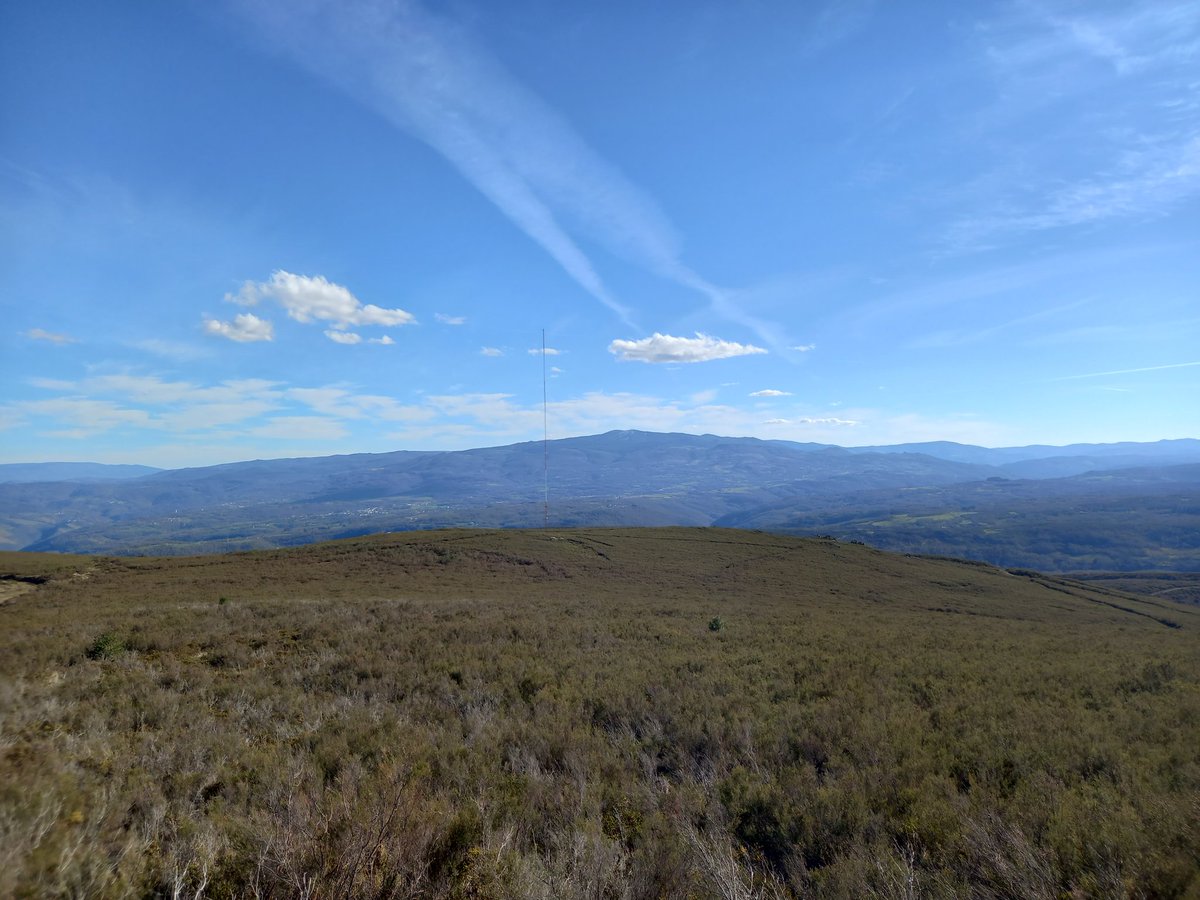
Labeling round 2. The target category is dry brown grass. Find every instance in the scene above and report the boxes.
[1,528,1197,897]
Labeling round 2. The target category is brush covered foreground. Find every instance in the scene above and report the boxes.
[1,528,1197,897]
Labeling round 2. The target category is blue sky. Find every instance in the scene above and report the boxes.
[2,0,1197,467]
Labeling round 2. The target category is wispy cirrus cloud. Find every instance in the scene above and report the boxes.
[250,416,349,441]
[750,389,791,397]
[234,0,785,343]
[609,332,767,364]
[132,338,212,361]
[1051,360,1200,381]
[435,313,466,325]
[950,134,1200,243]
[287,387,433,423]
[23,397,153,436]
[25,328,77,345]
[949,2,1200,247]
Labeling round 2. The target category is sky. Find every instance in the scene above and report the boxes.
[1,0,1198,468]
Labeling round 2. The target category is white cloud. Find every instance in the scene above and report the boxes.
[480,346,504,357]
[369,335,395,345]
[1051,360,1200,381]
[204,312,274,342]
[956,135,1200,239]
[27,377,75,391]
[23,398,153,435]
[229,270,415,328]
[233,2,789,342]
[426,393,544,431]
[609,332,768,364]
[796,417,859,426]
[529,347,562,356]
[132,338,212,361]
[287,387,434,423]
[435,313,466,325]
[790,344,816,352]
[10,368,1023,460]
[764,416,858,427]
[0,406,28,432]
[750,389,792,397]
[948,4,1200,248]
[325,329,362,345]
[250,416,349,441]
[25,328,76,345]
[21,375,285,435]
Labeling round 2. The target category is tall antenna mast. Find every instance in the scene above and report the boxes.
[542,328,549,528]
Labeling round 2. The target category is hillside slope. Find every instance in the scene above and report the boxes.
[3,431,1198,570]
[2,528,1197,898]
[2,432,993,554]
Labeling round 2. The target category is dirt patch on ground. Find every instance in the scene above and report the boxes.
[0,580,36,606]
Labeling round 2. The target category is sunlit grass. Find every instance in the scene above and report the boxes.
[1,528,1197,898]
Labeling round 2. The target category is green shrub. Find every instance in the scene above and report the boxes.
[85,631,126,660]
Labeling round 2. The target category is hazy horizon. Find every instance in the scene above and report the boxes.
[2,428,1198,472]
[3,1,1198,468]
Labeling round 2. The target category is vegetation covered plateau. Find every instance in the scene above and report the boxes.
[1,528,1198,898]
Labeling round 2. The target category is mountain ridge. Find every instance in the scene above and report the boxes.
[2,430,1197,569]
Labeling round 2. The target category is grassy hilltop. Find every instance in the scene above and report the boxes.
[1,528,1198,898]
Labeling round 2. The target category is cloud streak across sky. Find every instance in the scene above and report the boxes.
[235,0,781,343]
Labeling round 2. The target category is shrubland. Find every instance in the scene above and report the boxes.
[1,528,1197,898]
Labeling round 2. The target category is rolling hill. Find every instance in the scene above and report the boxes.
[1,527,1196,897]
[2,431,1198,571]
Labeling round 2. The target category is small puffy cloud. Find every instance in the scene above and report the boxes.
[609,332,768,364]
[25,328,76,345]
[435,313,466,325]
[325,330,362,345]
[550,366,564,375]
[481,347,504,357]
[369,335,395,345]
[791,344,816,352]
[229,270,415,328]
[764,418,791,425]
[750,389,792,397]
[204,313,274,342]
[529,347,562,356]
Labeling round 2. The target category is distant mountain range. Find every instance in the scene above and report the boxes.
[0,462,162,483]
[2,431,1197,570]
